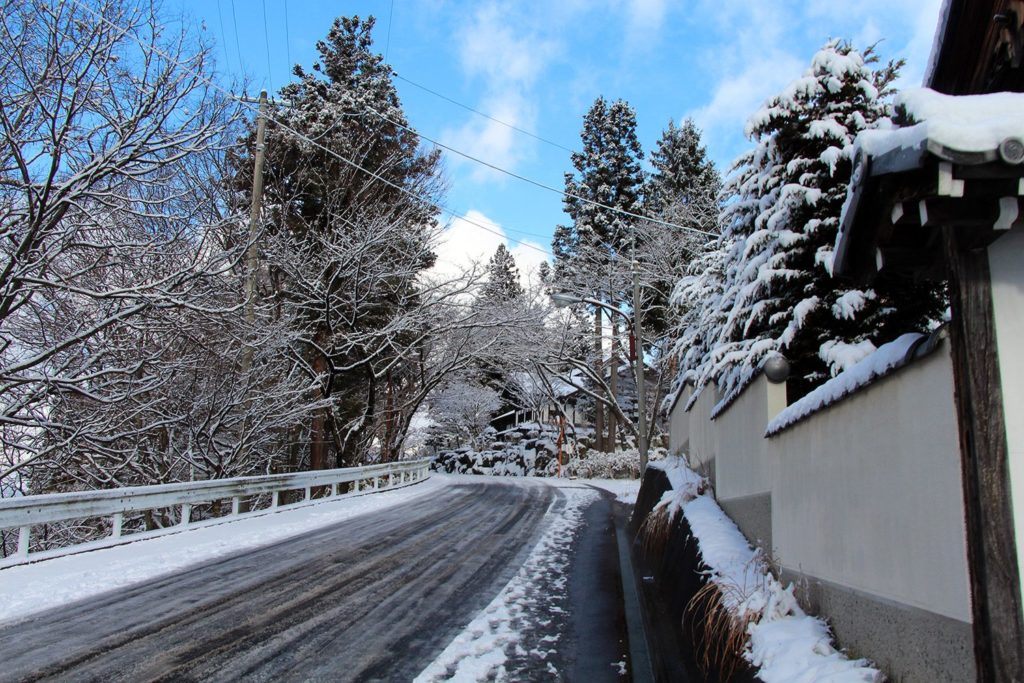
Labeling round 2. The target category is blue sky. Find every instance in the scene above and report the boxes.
[172,0,943,278]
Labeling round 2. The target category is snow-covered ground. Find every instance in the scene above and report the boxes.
[651,458,883,683]
[414,484,600,682]
[0,476,452,626]
[561,477,640,504]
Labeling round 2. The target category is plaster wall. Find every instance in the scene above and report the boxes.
[989,226,1024,608]
[713,376,786,502]
[769,344,971,622]
[668,386,691,456]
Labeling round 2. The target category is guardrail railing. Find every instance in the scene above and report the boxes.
[0,458,430,565]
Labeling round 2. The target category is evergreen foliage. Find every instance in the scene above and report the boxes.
[482,244,523,303]
[233,15,444,467]
[673,41,946,402]
[552,97,645,293]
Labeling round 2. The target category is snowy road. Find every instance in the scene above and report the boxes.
[0,478,604,682]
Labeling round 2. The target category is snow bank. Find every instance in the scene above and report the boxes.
[766,332,924,435]
[652,457,883,683]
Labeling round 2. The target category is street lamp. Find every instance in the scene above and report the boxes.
[549,284,650,475]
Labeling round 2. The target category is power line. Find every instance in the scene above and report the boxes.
[215,0,231,72]
[363,105,716,238]
[384,0,395,63]
[283,0,292,70]
[68,0,551,257]
[228,0,243,76]
[260,0,273,92]
[394,74,574,154]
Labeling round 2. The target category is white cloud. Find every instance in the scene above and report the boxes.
[689,51,805,169]
[430,210,549,288]
[442,3,559,182]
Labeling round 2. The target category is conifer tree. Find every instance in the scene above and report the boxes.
[682,41,945,400]
[552,97,644,451]
[482,244,523,303]
[233,15,443,468]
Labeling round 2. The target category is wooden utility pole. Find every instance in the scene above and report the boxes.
[245,90,269,328]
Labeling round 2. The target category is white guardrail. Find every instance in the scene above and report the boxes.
[0,458,431,566]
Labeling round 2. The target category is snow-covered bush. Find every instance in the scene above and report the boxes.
[564,447,667,479]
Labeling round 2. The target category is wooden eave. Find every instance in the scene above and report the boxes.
[835,146,1024,281]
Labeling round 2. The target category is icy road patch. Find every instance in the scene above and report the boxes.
[0,475,452,626]
[415,484,600,682]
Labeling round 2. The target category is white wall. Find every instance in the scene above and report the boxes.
[769,343,971,621]
[713,377,786,501]
[989,226,1024,607]
[667,342,972,623]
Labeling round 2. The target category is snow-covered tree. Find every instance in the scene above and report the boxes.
[677,41,945,400]
[428,378,502,449]
[236,15,444,468]
[481,244,523,303]
[552,97,645,451]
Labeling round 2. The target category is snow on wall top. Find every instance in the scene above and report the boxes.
[765,332,929,436]
[856,88,1024,158]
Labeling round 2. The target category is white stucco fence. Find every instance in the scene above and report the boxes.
[667,337,973,680]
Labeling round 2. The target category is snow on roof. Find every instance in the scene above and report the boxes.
[856,88,1024,159]
[765,331,942,436]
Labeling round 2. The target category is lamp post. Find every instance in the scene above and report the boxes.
[550,280,650,475]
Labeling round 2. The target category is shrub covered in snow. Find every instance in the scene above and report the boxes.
[564,447,667,479]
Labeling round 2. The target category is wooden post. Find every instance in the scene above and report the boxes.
[944,227,1024,680]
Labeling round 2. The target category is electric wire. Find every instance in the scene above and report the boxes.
[363,105,716,238]
[260,0,273,92]
[68,0,551,256]
[228,0,243,77]
[215,0,231,72]
[283,0,292,69]
[394,74,574,154]
[384,0,395,63]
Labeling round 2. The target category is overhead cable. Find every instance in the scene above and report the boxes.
[394,74,575,154]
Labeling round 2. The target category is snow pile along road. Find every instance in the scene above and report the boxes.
[415,485,600,682]
[652,458,884,683]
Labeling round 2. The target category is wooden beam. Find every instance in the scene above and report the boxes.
[944,227,1024,681]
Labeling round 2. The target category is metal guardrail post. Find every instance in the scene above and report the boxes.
[112,513,123,539]
[17,526,29,557]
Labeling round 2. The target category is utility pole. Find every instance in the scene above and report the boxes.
[631,260,648,475]
[245,90,269,329]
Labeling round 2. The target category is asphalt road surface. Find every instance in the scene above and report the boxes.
[0,478,629,682]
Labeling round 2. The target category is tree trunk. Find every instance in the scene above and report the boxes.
[309,330,330,471]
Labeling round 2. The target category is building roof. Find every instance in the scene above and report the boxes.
[834,88,1024,280]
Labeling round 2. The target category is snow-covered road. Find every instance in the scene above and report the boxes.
[0,475,632,682]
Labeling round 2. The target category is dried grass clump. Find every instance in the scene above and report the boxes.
[638,502,678,557]
[684,579,758,682]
